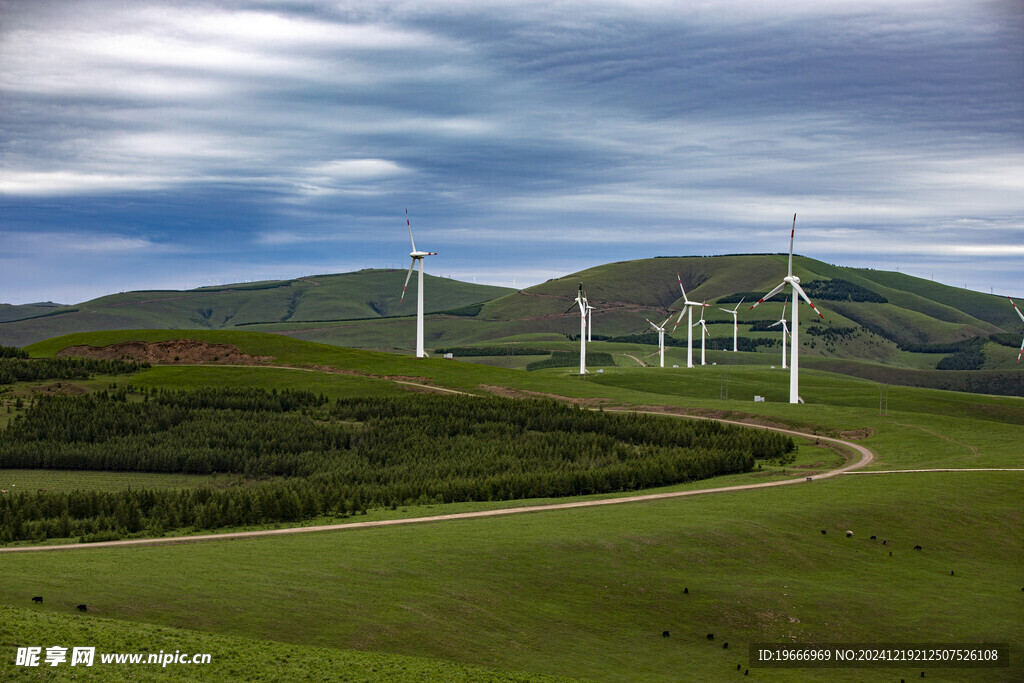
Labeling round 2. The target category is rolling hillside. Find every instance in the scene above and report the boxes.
[4,257,1023,385]
[0,270,512,348]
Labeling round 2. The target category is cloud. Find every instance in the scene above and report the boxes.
[0,0,1021,302]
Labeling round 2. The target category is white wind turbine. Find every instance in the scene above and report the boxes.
[645,314,672,368]
[718,297,745,352]
[565,283,588,374]
[1010,297,1024,362]
[672,274,710,368]
[692,303,712,366]
[749,214,824,404]
[767,304,790,369]
[400,209,437,358]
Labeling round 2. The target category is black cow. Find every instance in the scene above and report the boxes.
[820,529,827,535]
[914,545,922,551]
[950,570,955,576]
[846,531,853,538]
[662,631,670,638]
[870,535,877,540]
[723,642,728,649]
[683,587,689,595]
[707,633,714,640]
[31,596,42,604]
[882,540,887,545]
[76,604,87,612]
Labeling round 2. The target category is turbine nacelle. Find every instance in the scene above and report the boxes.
[410,250,437,259]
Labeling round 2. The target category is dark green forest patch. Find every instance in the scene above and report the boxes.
[0,388,793,544]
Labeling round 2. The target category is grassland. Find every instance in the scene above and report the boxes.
[0,472,1018,682]
[2,329,1022,681]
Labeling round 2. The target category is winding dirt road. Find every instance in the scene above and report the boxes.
[0,409,874,554]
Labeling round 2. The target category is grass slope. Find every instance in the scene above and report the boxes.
[4,329,1024,681]
[0,605,571,682]
[0,473,1018,682]
[0,270,512,348]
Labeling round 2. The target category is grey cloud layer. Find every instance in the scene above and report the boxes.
[0,0,1021,302]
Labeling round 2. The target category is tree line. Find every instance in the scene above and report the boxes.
[0,358,147,385]
[0,389,793,543]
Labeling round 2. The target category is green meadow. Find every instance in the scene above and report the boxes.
[0,329,1021,681]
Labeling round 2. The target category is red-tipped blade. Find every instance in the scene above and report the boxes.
[1011,297,1024,324]
[750,281,787,310]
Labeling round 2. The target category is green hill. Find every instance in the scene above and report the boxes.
[0,270,512,348]
[5,257,1023,388]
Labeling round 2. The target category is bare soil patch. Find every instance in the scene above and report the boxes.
[57,341,272,365]
[31,383,87,395]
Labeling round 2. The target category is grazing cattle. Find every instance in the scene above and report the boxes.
[684,587,689,595]
[723,642,728,649]
[870,535,877,540]
[744,670,749,676]
[914,545,922,551]
[707,633,714,640]
[737,664,742,670]
[950,570,955,576]
[1,489,7,494]
[882,540,887,545]
[889,552,893,556]
[820,529,827,535]
[76,604,87,612]
[31,596,42,604]
[662,631,670,638]
[846,531,853,538]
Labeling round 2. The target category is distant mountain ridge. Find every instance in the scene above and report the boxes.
[2,257,1022,376]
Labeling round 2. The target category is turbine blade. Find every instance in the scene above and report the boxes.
[750,281,786,310]
[768,320,782,328]
[672,309,686,332]
[406,209,416,252]
[660,315,672,328]
[1011,297,1024,323]
[400,259,415,302]
[792,281,825,319]
[788,213,796,277]
[677,273,689,303]
[734,296,745,312]
[1018,336,1023,363]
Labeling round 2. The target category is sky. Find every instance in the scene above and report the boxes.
[1,0,1022,305]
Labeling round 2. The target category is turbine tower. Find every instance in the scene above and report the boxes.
[692,303,712,366]
[1010,297,1024,362]
[768,304,790,369]
[718,297,745,352]
[749,214,824,403]
[645,315,672,368]
[400,209,437,358]
[672,274,710,368]
[566,283,588,374]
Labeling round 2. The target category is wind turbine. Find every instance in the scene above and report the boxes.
[749,213,824,404]
[645,315,672,368]
[400,209,437,358]
[565,283,588,374]
[692,303,712,366]
[767,304,790,369]
[718,297,745,352]
[672,274,710,368]
[1010,297,1024,362]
